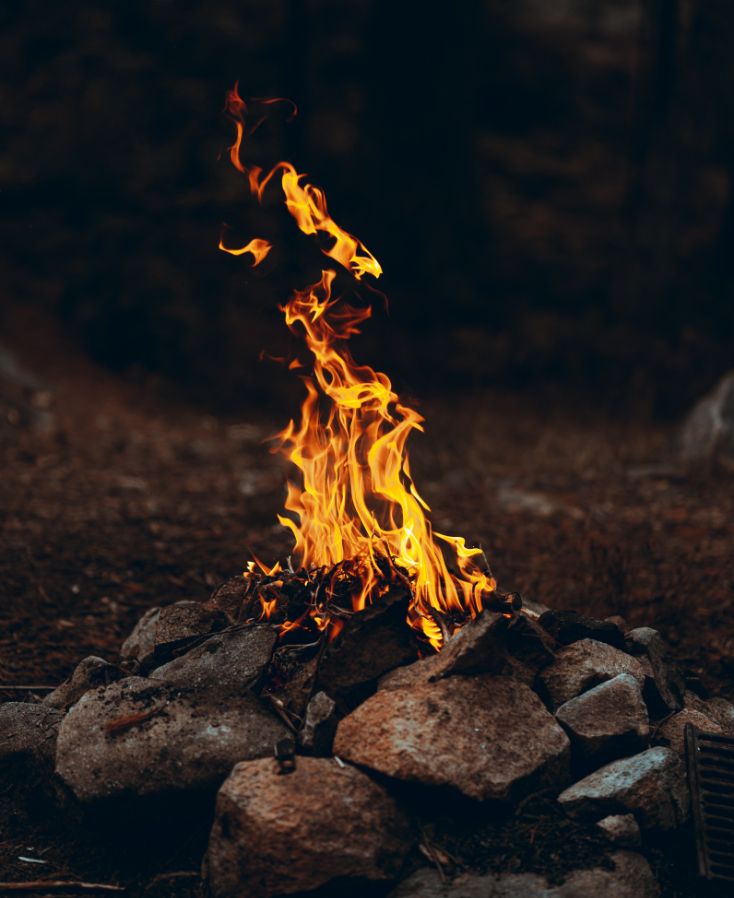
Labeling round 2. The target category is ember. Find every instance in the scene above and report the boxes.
[222,87,499,650]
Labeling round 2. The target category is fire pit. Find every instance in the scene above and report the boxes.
[3,89,734,898]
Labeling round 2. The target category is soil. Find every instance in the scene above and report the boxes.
[2,305,733,896]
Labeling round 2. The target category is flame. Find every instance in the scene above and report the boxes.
[219,235,272,266]
[223,85,496,649]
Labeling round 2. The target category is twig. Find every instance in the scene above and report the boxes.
[262,695,298,732]
[0,881,125,893]
[104,706,164,736]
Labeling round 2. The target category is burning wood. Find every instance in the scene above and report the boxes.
[221,87,499,651]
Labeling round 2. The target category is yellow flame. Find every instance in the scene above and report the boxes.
[219,236,272,266]
[223,85,496,649]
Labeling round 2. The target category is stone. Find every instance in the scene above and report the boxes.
[388,853,659,898]
[315,590,418,702]
[555,673,649,763]
[0,703,64,816]
[701,697,734,733]
[0,702,63,767]
[558,746,688,830]
[657,708,722,755]
[538,610,625,650]
[625,627,684,713]
[595,814,641,848]
[120,606,160,665]
[43,656,123,710]
[378,653,442,691]
[387,868,549,897]
[334,675,570,802]
[206,576,247,622]
[674,370,734,468]
[380,613,555,691]
[150,624,276,694]
[553,851,659,897]
[120,601,228,671]
[538,639,646,710]
[501,614,557,678]
[298,691,337,755]
[55,677,288,801]
[204,756,413,898]
[430,611,512,677]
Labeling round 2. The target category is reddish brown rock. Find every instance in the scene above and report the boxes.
[428,611,511,677]
[684,691,734,735]
[205,756,413,898]
[538,639,646,710]
[315,590,418,702]
[379,613,554,691]
[334,675,570,802]
[378,654,441,691]
[702,697,734,733]
[657,708,722,755]
[555,672,649,762]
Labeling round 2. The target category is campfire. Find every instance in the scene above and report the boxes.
[5,87,734,898]
[218,86,501,652]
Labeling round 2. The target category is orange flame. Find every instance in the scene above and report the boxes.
[219,235,272,266]
[223,86,496,649]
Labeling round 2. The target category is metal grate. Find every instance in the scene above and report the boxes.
[686,724,734,883]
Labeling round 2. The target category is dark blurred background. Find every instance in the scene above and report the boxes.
[2,0,733,416]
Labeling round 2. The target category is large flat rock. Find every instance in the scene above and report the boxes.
[558,746,688,830]
[334,675,570,801]
[205,756,413,898]
[55,677,288,801]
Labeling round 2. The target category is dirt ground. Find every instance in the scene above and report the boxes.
[1,306,733,896]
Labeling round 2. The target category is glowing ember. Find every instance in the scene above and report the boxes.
[223,85,497,649]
